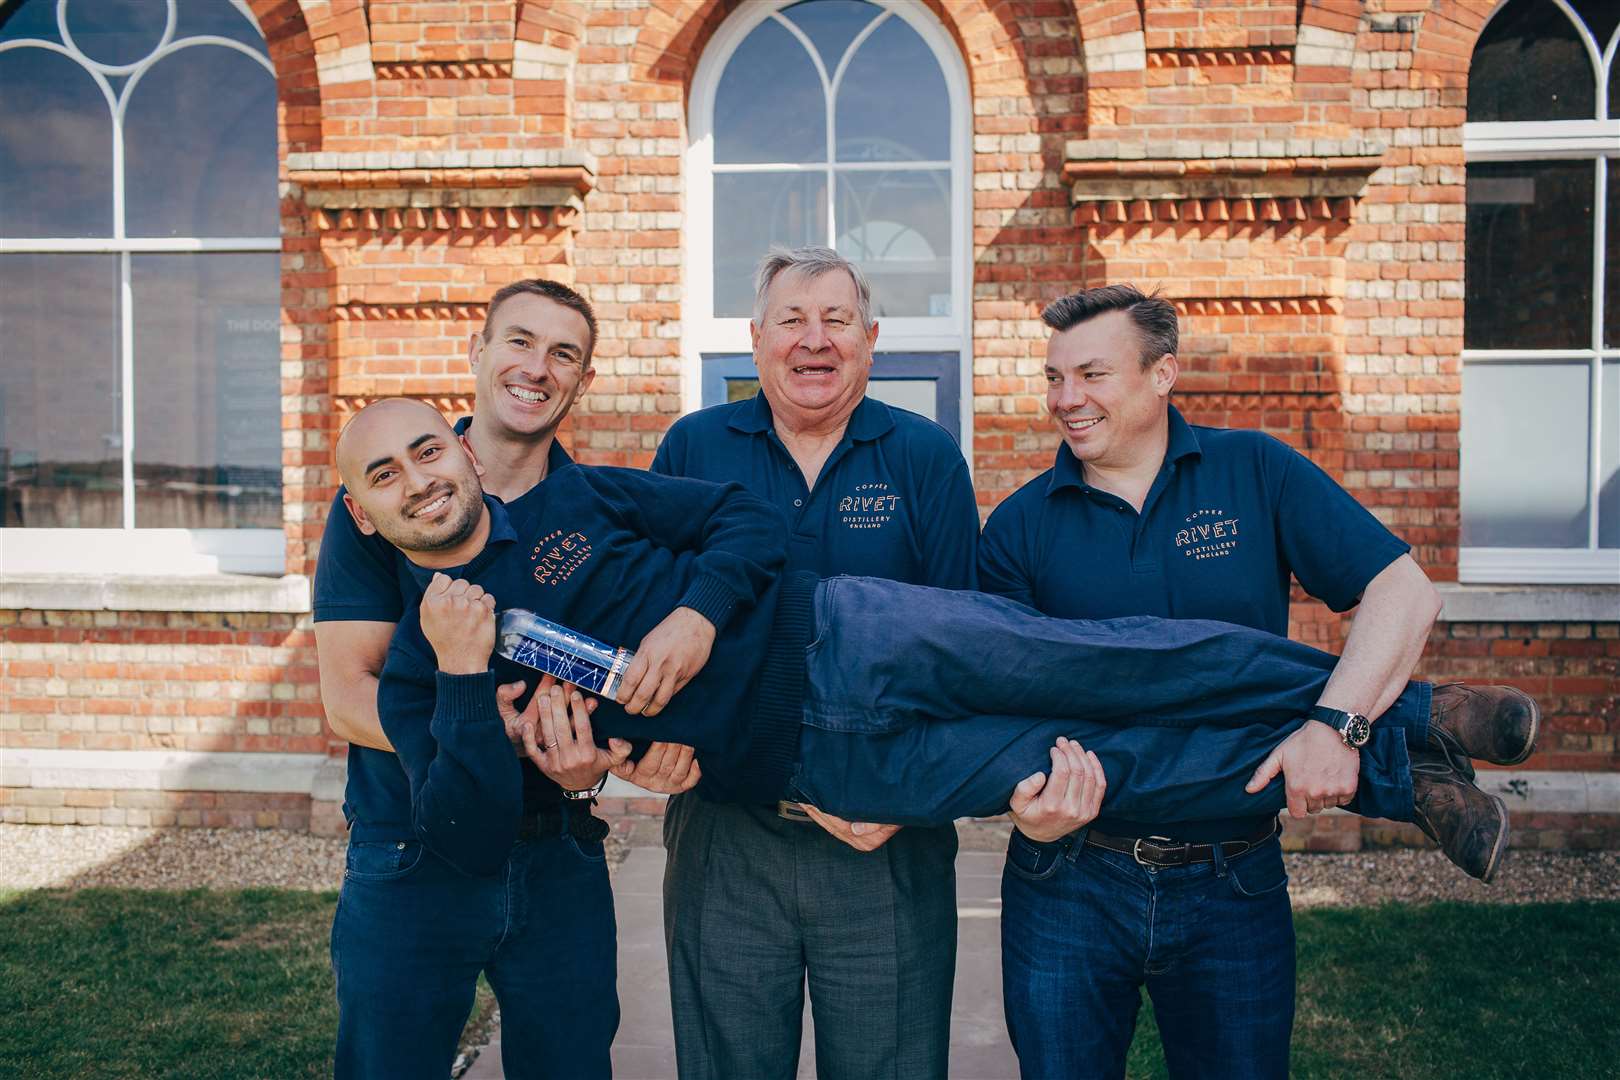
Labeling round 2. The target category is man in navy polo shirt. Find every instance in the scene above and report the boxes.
[651,246,979,1079]
[981,285,1537,1079]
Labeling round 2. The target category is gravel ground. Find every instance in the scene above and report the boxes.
[1,825,1617,905]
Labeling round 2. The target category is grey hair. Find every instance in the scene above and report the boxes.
[752,246,874,330]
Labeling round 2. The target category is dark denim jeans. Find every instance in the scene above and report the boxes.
[1002,831,1295,1080]
[791,576,1430,826]
[331,817,618,1080]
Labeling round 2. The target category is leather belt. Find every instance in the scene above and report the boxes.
[516,805,610,845]
[1084,820,1279,868]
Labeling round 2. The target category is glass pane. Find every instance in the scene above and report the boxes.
[714,17,825,164]
[131,254,281,529]
[726,378,760,403]
[835,14,949,163]
[1608,160,1618,347]
[835,169,951,317]
[714,171,828,317]
[1601,361,1618,548]
[1567,0,1619,52]
[64,0,169,67]
[0,255,122,528]
[124,44,278,237]
[780,0,882,75]
[1461,362,1592,548]
[1465,161,1594,349]
[1468,0,1595,122]
[868,377,936,421]
[0,0,60,43]
[0,46,113,237]
[173,0,265,50]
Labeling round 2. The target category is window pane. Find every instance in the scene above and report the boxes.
[0,0,59,43]
[1461,362,1591,548]
[714,17,825,164]
[123,44,278,237]
[0,46,113,237]
[1567,0,1619,53]
[131,254,281,529]
[835,14,949,163]
[1465,161,1594,349]
[1607,160,1618,348]
[173,0,266,51]
[868,377,936,422]
[1468,0,1596,122]
[0,255,122,528]
[714,172,828,317]
[836,169,951,317]
[64,0,168,67]
[1602,361,1618,548]
[780,0,881,76]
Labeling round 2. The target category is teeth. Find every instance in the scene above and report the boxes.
[507,386,547,404]
[1066,416,1103,430]
[412,494,450,517]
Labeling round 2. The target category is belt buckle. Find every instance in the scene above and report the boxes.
[1132,835,1180,867]
[777,801,812,823]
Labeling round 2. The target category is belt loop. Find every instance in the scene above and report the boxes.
[1063,827,1088,864]
[1211,841,1229,878]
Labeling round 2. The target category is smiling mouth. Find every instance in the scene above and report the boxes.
[1064,416,1104,432]
[506,385,550,405]
[407,489,454,519]
[792,365,836,376]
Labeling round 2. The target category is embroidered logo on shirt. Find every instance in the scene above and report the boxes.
[837,481,901,530]
[1175,508,1240,561]
[531,529,592,585]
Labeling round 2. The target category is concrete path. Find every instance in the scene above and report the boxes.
[465,846,1019,1079]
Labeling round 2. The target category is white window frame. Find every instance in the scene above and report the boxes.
[0,0,282,575]
[1460,0,1620,584]
[682,0,974,448]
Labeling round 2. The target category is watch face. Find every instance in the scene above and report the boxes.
[1345,714,1372,747]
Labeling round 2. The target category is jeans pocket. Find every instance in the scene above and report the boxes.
[563,832,608,864]
[1004,830,1065,883]
[343,839,426,883]
[1224,839,1288,899]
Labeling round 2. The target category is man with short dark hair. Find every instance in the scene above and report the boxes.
[982,284,1537,1079]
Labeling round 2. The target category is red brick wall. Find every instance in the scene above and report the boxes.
[3,1,1615,843]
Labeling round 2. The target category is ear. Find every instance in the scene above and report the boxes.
[467,331,485,373]
[341,491,378,537]
[457,434,486,479]
[866,319,880,352]
[1151,352,1179,398]
[749,320,762,351]
[577,364,596,398]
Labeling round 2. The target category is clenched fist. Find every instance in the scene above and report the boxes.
[420,572,496,675]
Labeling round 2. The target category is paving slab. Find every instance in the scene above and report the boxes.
[465,846,1018,1079]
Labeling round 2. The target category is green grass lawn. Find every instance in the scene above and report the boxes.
[1,891,1616,1078]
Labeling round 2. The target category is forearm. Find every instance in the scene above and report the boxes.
[410,671,525,875]
[1316,556,1441,722]
[320,671,394,751]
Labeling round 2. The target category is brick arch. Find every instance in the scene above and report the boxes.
[241,0,326,155]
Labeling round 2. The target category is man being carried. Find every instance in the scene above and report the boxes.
[331,397,1534,1075]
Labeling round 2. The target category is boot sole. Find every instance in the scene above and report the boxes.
[1481,792,1510,884]
[1498,689,1540,767]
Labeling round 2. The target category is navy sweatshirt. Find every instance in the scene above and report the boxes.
[344,463,815,877]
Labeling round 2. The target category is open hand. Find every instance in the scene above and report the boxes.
[514,680,632,792]
[611,740,702,795]
[800,804,901,853]
[1245,719,1358,818]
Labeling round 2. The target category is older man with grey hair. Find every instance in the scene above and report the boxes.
[650,246,979,1078]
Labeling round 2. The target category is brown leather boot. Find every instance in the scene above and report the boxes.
[1429,683,1540,766]
[1410,748,1509,883]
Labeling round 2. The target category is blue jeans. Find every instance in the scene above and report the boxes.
[791,576,1429,826]
[331,817,618,1079]
[1002,831,1295,1079]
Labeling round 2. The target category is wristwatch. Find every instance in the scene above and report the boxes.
[561,774,608,801]
[1309,705,1372,749]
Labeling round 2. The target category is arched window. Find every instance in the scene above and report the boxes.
[1462,0,1619,583]
[685,0,969,441]
[0,0,281,574]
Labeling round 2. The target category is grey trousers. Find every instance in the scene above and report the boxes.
[662,792,958,1080]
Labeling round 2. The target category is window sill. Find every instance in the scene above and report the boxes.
[0,573,311,614]
[1436,583,1619,623]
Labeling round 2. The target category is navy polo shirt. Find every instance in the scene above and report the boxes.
[313,417,574,624]
[979,406,1410,842]
[652,392,979,589]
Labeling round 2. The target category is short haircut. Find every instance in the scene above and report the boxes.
[1041,285,1179,369]
[753,245,874,330]
[483,279,599,366]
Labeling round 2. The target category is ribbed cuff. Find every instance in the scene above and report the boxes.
[677,573,739,632]
[741,571,818,803]
[433,670,500,727]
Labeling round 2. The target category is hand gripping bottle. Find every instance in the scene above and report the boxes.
[495,609,637,700]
